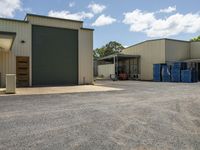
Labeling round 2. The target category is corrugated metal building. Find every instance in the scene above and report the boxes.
[0,14,93,87]
[122,39,200,80]
[97,39,200,81]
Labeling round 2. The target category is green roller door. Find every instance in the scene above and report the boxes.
[32,25,78,86]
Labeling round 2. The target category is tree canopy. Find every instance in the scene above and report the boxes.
[190,35,200,42]
[93,41,124,59]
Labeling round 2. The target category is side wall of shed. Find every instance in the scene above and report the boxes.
[98,64,115,79]
[0,20,31,87]
[122,40,165,80]
[165,40,190,62]
[190,42,200,59]
[79,29,93,84]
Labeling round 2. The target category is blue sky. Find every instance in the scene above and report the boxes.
[1,0,200,48]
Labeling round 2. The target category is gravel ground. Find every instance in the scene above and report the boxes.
[0,81,200,150]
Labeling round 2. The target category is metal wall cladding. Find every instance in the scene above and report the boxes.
[0,19,31,87]
[165,40,190,62]
[0,52,15,87]
[0,19,31,56]
[27,15,83,30]
[98,64,115,79]
[161,64,171,82]
[181,70,198,83]
[190,42,200,59]
[122,39,166,80]
[78,29,93,84]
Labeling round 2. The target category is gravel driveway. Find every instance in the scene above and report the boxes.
[0,81,200,150]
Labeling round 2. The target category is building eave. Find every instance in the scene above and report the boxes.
[125,38,189,50]
[81,27,94,31]
[0,17,28,23]
[25,13,84,24]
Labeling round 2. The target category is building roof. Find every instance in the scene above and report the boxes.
[98,53,140,61]
[0,14,94,31]
[81,27,94,31]
[125,38,190,50]
[25,13,84,23]
[0,17,28,23]
[183,59,200,62]
[0,14,84,24]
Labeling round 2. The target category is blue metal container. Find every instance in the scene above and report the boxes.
[181,70,192,83]
[171,69,181,82]
[162,64,171,82]
[170,62,187,82]
[192,70,198,82]
[181,70,198,83]
[153,64,163,82]
[172,62,187,70]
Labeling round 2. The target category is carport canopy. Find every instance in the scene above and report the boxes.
[0,31,16,52]
[98,53,140,63]
[97,53,140,78]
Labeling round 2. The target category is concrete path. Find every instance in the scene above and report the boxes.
[0,88,5,94]
[0,84,122,96]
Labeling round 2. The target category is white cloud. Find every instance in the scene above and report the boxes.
[159,6,176,13]
[0,0,21,18]
[48,10,94,21]
[23,8,32,13]
[92,14,116,26]
[123,9,200,37]
[69,2,75,7]
[123,9,155,32]
[88,3,106,14]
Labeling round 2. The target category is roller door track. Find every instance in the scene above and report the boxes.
[32,25,78,86]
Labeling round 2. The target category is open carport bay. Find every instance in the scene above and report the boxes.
[0,81,200,149]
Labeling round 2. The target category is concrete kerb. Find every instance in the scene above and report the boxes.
[0,85,123,96]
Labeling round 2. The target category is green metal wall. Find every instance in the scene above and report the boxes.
[32,25,78,86]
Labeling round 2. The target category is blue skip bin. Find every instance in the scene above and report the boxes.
[171,69,181,82]
[181,70,198,83]
[162,64,171,82]
[153,64,163,82]
[171,62,188,82]
[172,62,187,70]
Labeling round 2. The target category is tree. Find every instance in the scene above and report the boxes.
[93,41,124,59]
[190,35,200,42]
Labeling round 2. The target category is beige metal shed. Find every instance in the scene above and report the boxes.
[122,39,200,80]
[0,14,94,87]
